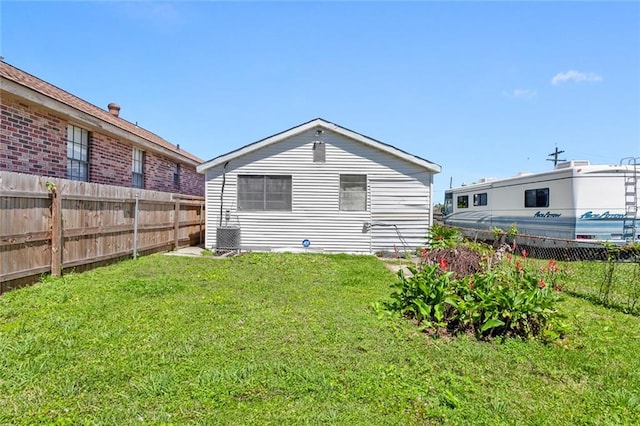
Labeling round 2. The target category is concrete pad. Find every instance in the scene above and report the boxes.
[164,246,205,257]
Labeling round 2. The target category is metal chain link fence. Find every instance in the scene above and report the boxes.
[451,225,640,315]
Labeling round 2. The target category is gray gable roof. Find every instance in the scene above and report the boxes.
[197,118,441,174]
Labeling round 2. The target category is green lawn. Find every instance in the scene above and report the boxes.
[1,253,639,425]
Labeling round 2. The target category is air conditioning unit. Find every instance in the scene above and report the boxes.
[216,226,241,250]
[555,160,590,169]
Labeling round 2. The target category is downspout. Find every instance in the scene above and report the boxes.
[429,175,434,228]
[219,161,229,227]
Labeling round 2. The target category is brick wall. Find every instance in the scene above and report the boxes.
[1,97,66,177]
[1,94,204,196]
[179,164,205,196]
[89,133,131,187]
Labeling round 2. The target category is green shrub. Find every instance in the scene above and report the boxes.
[426,223,463,249]
[385,248,567,342]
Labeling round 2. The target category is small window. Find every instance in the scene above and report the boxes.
[238,175,292,211]
[340,174,367,211]
[173,163,180,186]
[313,141,326,163]
[132,148,144,188]
[66,124,89,181]
[473,192,487,206]
[443,192,453,215]
[457,195,469,209]
[525,188,549,208]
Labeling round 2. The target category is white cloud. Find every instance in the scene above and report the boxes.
[551,70,603,86]
[502,89,537,100]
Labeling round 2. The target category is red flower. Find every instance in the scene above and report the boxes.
[521,249,528,258]
[515,260,524,272]
[438,258,449,271]
[553,284,563,291]
[505,253,513,261]
[539,279,546,288]
[421,248,429,261]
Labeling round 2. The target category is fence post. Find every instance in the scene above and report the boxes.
[133,194,139,260]
[174,198,180,250]
[50,187,62,276]
[199,202,204,245]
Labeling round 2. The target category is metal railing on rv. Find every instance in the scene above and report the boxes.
[621,157,639,242]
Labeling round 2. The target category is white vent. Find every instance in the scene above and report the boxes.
[555,160,590,169]
[477,177,496,183]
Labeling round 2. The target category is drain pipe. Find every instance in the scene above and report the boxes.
[219,161,229,227]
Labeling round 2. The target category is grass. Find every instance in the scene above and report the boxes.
[525,257,640,315]
[0,252,639,425]
[563,260,640,314]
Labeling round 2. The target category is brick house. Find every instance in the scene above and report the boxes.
[1,61,204,196]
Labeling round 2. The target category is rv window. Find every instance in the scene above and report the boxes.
[457,195,469,209]
[473,193,487,206]
[524,188,549,208]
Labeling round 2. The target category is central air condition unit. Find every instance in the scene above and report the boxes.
[216,226,241,251]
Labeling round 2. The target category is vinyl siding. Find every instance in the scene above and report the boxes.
[204,128,434,253]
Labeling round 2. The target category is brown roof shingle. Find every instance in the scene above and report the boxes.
[0,61,202,164]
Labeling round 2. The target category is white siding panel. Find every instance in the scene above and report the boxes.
[370,178,431,253]
[204,128,435,253]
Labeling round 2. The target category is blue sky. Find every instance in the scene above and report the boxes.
[2,1,639,203]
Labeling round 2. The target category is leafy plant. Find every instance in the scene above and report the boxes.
[426,223,462,249]
[491,224,519,244]
[385,242,567,342]
[386,263,455,330]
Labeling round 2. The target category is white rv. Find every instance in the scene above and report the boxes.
[443,159,639,245]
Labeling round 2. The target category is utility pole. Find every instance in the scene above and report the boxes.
[547,147,566,166]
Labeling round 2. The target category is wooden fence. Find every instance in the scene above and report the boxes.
[0,171,204,294]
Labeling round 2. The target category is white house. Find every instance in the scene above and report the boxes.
[196,118,441,254]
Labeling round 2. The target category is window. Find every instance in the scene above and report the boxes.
[443,192,453,215]
[525,188,549,208]
[340,174,367,211]
[132,148,144,188]
[238,175,292,211]
[313,141,326,163]
[66,124,89,181]
[473,192,488,206]
[173,163,180,186]
[457,195,469,209]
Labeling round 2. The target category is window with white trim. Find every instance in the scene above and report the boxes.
[66,124,89,181]
[340,174,367,211]
[132,148,144,188]
[238,175,292,211]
